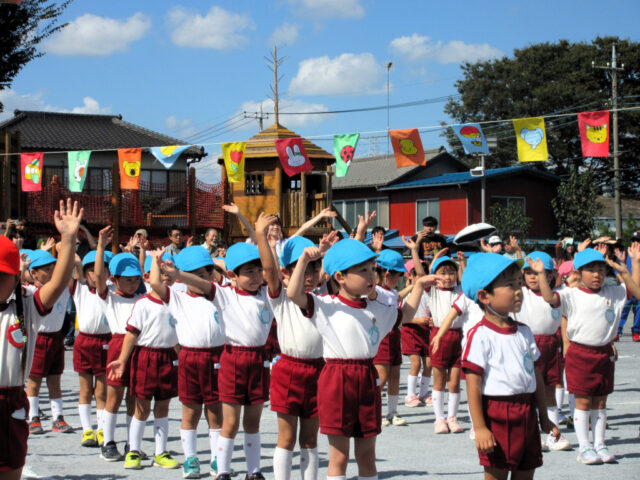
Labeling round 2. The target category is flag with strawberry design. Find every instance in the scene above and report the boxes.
[333,133,360,177]
[221,142,246,183]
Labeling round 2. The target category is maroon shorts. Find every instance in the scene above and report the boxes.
[479,394,543,471]
[0,387,29,472]
[429,327,462,369]
[28,331,65,378]
[373,329,402,366]
[218,345,270,405]
[264,321,281,359]
[533,334,562,386]
[129,346,178,401]
[318,358,381,438]
[565,342,615,396]
[178,346,223,405]
[401,323,430,357]
[270,354,324,418]
[73,332,111,376]
[106,334,129,388]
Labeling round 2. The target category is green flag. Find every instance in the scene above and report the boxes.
[68,150,91,192]
[333,133,360,177]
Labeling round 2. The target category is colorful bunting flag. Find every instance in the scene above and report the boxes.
[389,128,425,168]
[67,150,91,193]
[453,123,489,155]
[577,110,610,158]
[149,145,191,169]
[274,137,313,177]
[118,148,142,190]
[513,117,548,162]
[21,152,43,192]
[333,133,360,177]
[221,142,246,183]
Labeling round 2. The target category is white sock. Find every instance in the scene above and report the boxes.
[103,411,117,444]
[181,429,198,458]
[50,398,63,419]
[129,417,146,453]
[447,393,460,418]
[406,375,418,397]
[78,403,92,431]
[273,447,293,480]
[209,428,221,461]
[327,477,346,480]
[547,406,559,428]
[358,476,378,480]
[154,417,169,455]
[569,393,576,418]
[593,409,607,448]
[216,436,235,475]
[126,414,133,444]
[28,396,39,421]
[387,395,399,416]
[300,447,318,480]
[555,387,564,410]
[97,409,104,431]
[574,409,591,450]
[419,375,430,398]
[244,432,261,475]
[432,390,445,420]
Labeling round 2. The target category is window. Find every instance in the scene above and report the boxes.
[333,198,389,229]
[491,196,526,215]
[415,198,440,232]
[245,173,264,195]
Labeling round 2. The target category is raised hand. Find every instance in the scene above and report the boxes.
[302,246,323,263]
[525,256,546,274]
[615,247,626,263]
[456,250,466,264]
[402,235,416,250]
[605,257,627,274]
[161,258,178,282]
[319,230,339,253]
[40,236,56,251]
[319,207,338,219]
[97,226,113,249]
[255,212,279,235]
[185,236,194,248]
[577,238,591,252]
[54,198,83,237]
[432,247,449,262]
[20,252,31,273]
[594,243,608,257]
[628,242,640,262]
[222,203,240,215]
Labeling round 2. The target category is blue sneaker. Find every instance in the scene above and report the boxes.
[183,456,200,479]
[210,458,236,477]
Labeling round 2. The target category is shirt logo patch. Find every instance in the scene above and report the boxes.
[259,305,271,325]
[522,351,534,375]
[168,315,177,328]
[551,308,561,321]
[56,302,64,314]
[7,323,26,349]
[369,326,380,346]
[213,311,220,324]
[605,307,615,324]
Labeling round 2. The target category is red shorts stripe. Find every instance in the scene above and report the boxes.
[106,334,128,388]
[73,332,111,376]
[129,346,178,401]
[401,323,430,357]
[29,331,65,378]
[533,334,562,386]
[373,329,402,366]
[270,354,324,418]
[0,387,29,472]
[178,346,223,405]
[565,342,615,396]
[218,345,270,405]
[429,327,462,369]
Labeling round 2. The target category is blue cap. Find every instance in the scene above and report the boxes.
[225,242,260,272]
[573,248,606,270]
[461,253,525,302]
[525,251,554,271]
[280,236,315,268]
[144,252,175,273]
[323,239,378,276]
[376,249,407,273]
[104,251,114,264]
[108,253,142,277]
[83,250,115,267]
[174,246,212,272]
[19,249,33,257]
[28,250,57,269]
[431,256,458,274]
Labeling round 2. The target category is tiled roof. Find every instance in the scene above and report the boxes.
[597,196,640,218]
[0,110,205,156]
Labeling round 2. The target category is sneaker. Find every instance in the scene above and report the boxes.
[469,426,475,440]
[100,441,122,462]
[425,396,433,407]
[38,408,49,420]
[183,456,200,478]
[125,443,149,460]
[210,459,236,477]
[392,414,407,426]
[595,444,616,463]
[577,446,603,465]
[633,332,640,342]
[29,416,44,435]
[404,394,422,407]
[447,416,464,433]
[541,438,549,452]
[434,418,449,434]
[52,416,73,433]
[154,452,179,469]
[81,429,98,447]
[96,429,104,445]
[547,433,572,451]
[558,412,568,425]
[124,451,143,470]
[245,474,265,480]
[381,415,391,427]
[566,416,574,430]
[216,475,232,480]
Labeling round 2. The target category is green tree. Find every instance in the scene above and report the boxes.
[488,202,532,242]
[552,168,603,239]
[0,0,71,112]
[444,37,640,193]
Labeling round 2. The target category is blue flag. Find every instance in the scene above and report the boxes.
[453,123,489,155]
[149,145,191,169]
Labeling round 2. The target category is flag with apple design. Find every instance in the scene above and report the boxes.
[222,142,247,183]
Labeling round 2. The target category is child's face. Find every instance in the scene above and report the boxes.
[114,275,141,295]
[0,272,19,302]
[84,266,96,289]
[523,268,554,291]
[338,260,376,297]
[435,264,457,289]
[30,263,55,285]
[482,266,524,315]
[233,262,264,292]
[187,266,213,295]
[579,262,607,290]
[384,270,403,290]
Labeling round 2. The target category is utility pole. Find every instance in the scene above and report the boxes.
[243,102,269,132]
[593,44,625,237]
[386,62,393,156]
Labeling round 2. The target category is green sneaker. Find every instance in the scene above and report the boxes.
[183,456,200,479]
[154,452,179,469]
[124,451,142,470]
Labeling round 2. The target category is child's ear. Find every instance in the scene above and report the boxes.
[226,270,237,281]
[280,267,291,279]
[334,271,346,286]
[476,289,491,306]
[143,273,150,281]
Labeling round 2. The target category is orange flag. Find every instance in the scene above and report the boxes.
[389,128,425,167]
[118,148,141,190]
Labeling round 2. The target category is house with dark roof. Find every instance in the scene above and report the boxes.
[331,150,560,239]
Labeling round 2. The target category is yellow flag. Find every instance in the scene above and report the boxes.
[222,142,246,183]
[513,117,548,162]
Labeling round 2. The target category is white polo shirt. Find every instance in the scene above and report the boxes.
[423,286,463,327]
[72,281,110,335]
[515,287,562,336]
[24,284,70,334]
[452,293,484,335]
[126,295,178,348]
[98,289,144,334]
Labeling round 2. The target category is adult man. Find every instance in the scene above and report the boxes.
[165,225,184,256]
[201,227,219,256]
[411,216,447,259]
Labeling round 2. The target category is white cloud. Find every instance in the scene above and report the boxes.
[166,6,255,50]
[389,34,504,64]
[289,53,384,96]
[240,98,330,129]
[285,0,365,19]
[71,97,111,114]
[0,89,111,121]
[269,22,300,47]
[165,115,198,139]
[44,12,151,56]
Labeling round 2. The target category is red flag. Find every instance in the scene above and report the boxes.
[21,152,43,192]
[118,148,142,190]
[578,110,609,157]
[389,128,425,167]
[274,138,313,177]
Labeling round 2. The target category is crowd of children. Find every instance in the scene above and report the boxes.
[1,200,639,480]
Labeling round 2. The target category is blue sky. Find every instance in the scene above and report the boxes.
[2,0,639,182]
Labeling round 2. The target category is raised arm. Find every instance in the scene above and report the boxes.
[149,249,168,300]
[80,224,97,249]
[526,256,559,307]
[293,207,337,237]
[94,225,112,296]
[354,210,376,243]
[607,243,640,299]
[162,259,214,296]
[401,275,442,321]
[402,233,427,277]
[223,203,257,244]
[286,246,322,308]
[255,212,281,295]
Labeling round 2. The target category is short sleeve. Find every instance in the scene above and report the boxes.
[125,300,144,334]
[452,293,469,316]
[461,327,487,375]
[555,287,571,312]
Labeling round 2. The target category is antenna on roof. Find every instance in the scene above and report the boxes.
[265,45,287,126]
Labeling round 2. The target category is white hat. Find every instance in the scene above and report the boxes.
[488,235,503,245]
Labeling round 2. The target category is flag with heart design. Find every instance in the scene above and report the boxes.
[274,137,313,177]
[221,142,247,183]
